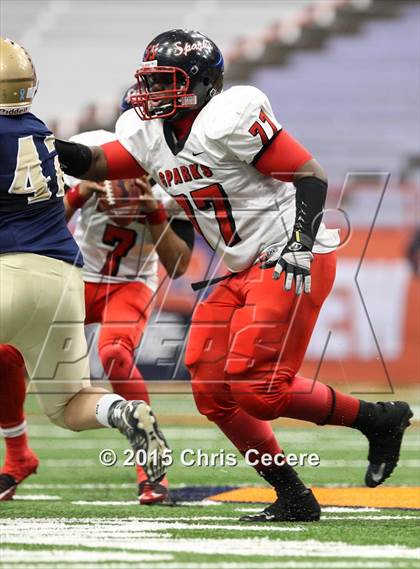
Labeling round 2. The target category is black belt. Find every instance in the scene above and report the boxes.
[191,273,233,291]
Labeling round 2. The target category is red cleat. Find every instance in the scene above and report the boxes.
[0,449,39,500]
[138,479,169,505]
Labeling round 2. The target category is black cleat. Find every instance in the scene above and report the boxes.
[240,487,320,523]
[109,400,170,482]
[359,401,413,488]
[0,474,18,501]
[0,449,39,500]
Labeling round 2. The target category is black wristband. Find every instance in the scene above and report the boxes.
[55,139,93,178]
[293,176,328,248]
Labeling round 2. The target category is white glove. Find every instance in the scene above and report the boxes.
[259,240,313,295]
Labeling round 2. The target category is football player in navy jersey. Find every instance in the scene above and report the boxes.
[0,38,170,500]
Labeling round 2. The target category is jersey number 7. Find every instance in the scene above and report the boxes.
[176,183,241,247]
[101,224,137,276]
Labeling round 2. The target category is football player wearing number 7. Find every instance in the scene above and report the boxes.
[56,29,413,522]
[0,38,171,500]
[63,116,194,503]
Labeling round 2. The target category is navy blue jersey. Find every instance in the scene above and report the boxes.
[0,113,82,266]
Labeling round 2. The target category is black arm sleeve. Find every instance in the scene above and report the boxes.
[169,218,195,250]
[55,139,93,177]
[292,176,327,249]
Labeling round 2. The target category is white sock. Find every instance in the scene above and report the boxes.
[0,420,27,438]
[95,394,124,428]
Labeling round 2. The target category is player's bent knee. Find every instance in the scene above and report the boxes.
[44,406,72,430]
[99,343,134,377]
[34,376,92,431]
[36,393,81,431]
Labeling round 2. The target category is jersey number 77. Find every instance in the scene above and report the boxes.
[176,183,241,247]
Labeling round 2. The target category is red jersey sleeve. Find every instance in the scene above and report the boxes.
[101,140,146,179]
[254,130,312,182]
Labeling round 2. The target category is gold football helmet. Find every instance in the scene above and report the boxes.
[0,37,38,115]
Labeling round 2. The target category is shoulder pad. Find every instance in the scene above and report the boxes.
[201,86,268,141]
[69,129,116,146]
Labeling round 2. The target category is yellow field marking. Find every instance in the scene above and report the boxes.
[210,487,420,509]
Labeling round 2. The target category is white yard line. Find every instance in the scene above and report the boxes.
[13,495,62,501]
[71,499,224,507]
[1,518,419,559]
[68,505,420,523]
[1,518,303,539]
[0,549,172,563]
[1,551,412,569]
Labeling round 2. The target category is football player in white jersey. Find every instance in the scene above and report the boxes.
[56,30,412,522]
[63,121,193,503]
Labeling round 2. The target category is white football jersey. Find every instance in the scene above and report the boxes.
[116,86,339,273]
[66,130,184,290]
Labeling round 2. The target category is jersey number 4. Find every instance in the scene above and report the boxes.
[8,135,65,203]
[101,224,137,276]
[177,183,241,247]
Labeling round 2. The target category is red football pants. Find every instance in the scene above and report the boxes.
[185,252,337,423]
[85,281,153,353]
[84,281,153,399]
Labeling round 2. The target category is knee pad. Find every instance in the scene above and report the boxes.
[0,345,24,368]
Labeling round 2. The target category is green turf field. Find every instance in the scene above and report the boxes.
[1,390,419,569]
